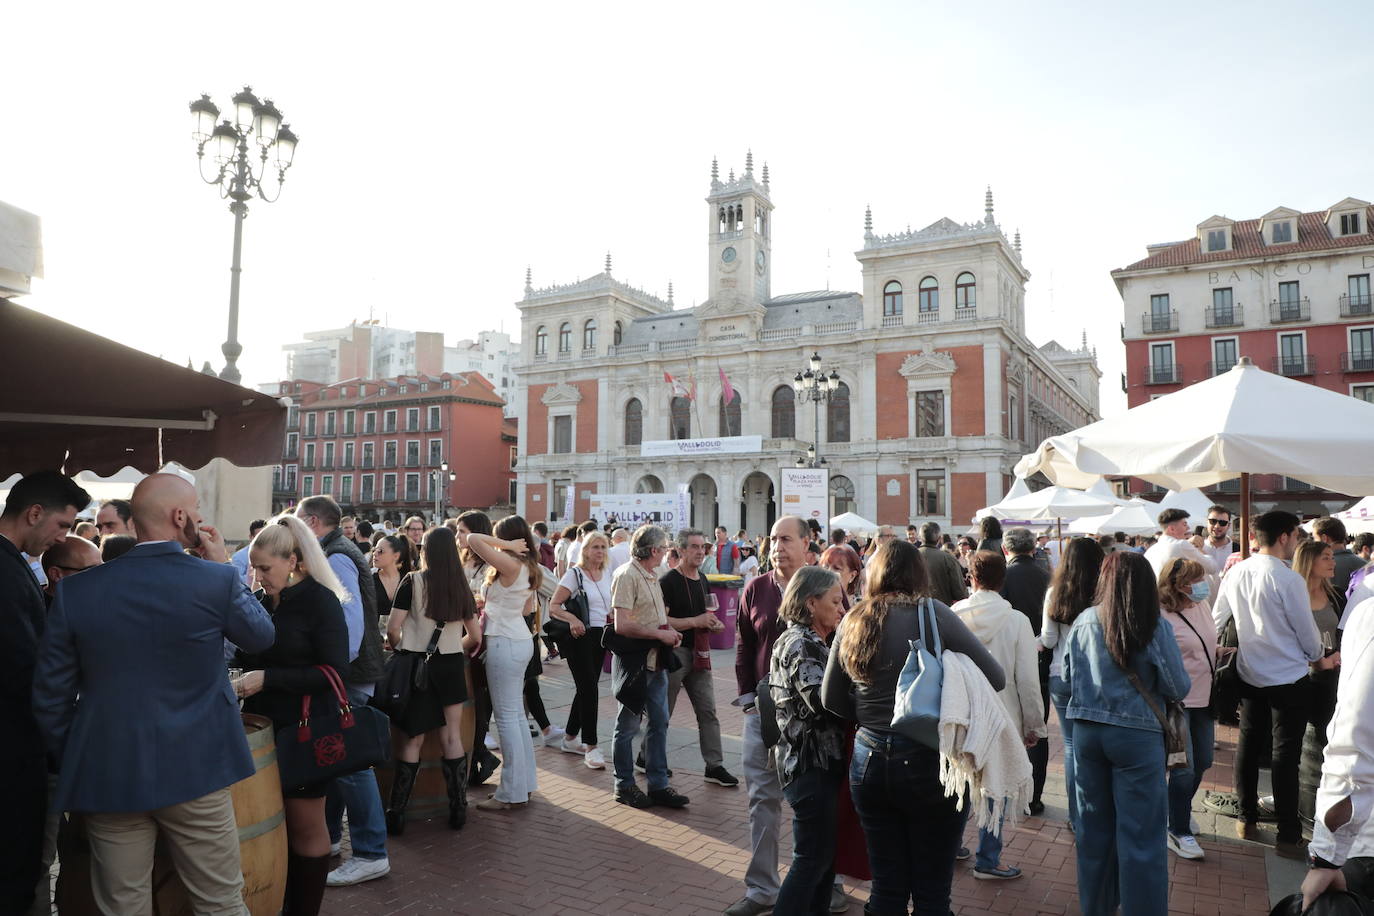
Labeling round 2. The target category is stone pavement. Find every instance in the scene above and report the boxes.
[327,647,1281,915]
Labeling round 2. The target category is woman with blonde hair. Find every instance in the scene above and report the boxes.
[384,526,483,834]
[820,539,1004,915]
[548,529,613,768]
[1293,540,1343,744]
[1156,556,1218,861]
[465,515,543,810]
[234,515,351,916]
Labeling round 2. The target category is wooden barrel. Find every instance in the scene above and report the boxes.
[1298,722,1324,824]
[375,662,476,817]
[56,713,287,916]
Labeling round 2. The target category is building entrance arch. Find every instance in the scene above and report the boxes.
[635,474,664,494]
[688,474,718,531]
[740,471,775,538]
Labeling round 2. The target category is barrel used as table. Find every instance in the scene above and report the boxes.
[705,574,745,650]
[56,713,287,916]
[375,662,476,817]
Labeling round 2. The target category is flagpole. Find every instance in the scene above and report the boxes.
[690,370,708,439]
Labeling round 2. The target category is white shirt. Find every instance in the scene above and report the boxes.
[558,565,611,628]
[739,555,760,581]
[608,541,631,574]
[1144,533,1218,580]
[1211,553,1322,687]
[567,537,584,568]
[1311,595,1374,865]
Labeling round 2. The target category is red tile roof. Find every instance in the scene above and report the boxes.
[1115,206,1374,273]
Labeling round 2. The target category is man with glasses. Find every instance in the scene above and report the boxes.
[402,516,425,565]
[1202,506,1235,589]
[41,536,102,604]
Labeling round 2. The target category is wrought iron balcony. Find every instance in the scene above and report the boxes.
[1142,312,1178,334]
[1341,294,1374,318]
[1143,364,1183,385]
[1204,305,1243,329]
[1272,355,1316,376]
[1206,360,1238,377]
[1341,351,1374,373]
[1269,298,1310,323]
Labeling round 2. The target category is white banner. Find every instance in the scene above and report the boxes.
[780,467,829,537]
[587,493,686,532]
[640,435,763,458]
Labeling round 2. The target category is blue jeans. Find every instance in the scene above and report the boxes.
[1049,675,1076,827]
[975,799,1006,871]
[1072,721,1169,916]
[326,686,387,860]
[1167,707,1215,836]
[612,660,669,792]
[776,766,841,915]
[850,728,967,916]
[486,636,538,803]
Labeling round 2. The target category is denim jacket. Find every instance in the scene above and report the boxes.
[1061,606,1190,732]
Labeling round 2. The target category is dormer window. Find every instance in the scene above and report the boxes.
[1206,229,1227,252]
[1341,212,1363,236]
[1271,221,1292,243]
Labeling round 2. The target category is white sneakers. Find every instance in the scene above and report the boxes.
[559,735,588,755]
[326,856,391,886]
[584,747,606,769]
[542,725,567,747]
[1167,832,1204,860]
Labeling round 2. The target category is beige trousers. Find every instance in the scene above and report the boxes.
[84,787,246,916]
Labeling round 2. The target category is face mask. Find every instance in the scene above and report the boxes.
[1189,581,1211,603]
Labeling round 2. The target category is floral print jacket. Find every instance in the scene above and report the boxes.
[769,623,846,787]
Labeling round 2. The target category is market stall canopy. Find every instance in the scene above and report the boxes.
[1070,504,1159,537]
[1085,477,1144,509]
[0,301,287,477]
[830,512,879,535]
[986,485,1116,521]
[0,200,42,297]
[1154,488,1219,523]
[1014,359,1374,496]
[1332,496,1374,521]
[972,477,1032,522]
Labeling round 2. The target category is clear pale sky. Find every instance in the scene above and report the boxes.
[4,0,1370,416]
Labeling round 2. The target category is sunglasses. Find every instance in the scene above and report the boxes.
[1208,519,1230,527]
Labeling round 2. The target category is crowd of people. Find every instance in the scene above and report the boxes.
[7,469,1374,915]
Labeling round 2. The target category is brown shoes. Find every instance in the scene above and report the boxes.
[1235,820,1261,841]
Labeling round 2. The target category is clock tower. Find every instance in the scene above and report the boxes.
[706,152,773,308]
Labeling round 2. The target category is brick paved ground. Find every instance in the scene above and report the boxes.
[326,648,1278,916]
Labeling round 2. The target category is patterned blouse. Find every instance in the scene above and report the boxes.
[769,622,846,787]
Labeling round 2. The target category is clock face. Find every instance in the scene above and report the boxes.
[721,246,737,263]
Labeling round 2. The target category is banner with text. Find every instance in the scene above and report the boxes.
[640,435,763,458]
[780,468,830,537]
[587,493,685,532]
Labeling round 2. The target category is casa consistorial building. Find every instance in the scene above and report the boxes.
[514,155,1100,535]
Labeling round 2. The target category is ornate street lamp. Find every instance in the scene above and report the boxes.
[792,351,839,468]
[432,461,453,522]
[189,88,298,384]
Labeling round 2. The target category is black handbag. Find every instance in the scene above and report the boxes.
[755,676,782,749]
[1212,616,1242,726]
[412,621,445,691]
[370,622,442,718]
[544,568,589,645]
[276,665,391,791]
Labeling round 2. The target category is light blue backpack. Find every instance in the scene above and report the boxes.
[890,598,944,749]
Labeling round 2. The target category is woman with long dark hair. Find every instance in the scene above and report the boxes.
[976,516,1004,553]
[456,510,501,785]
[235,516,351,916]
[372,534,412,620]
[1038,536,1105,827]
[465,515,543,810]
[1061,551,1189,915]
[821,540,1004,915]
[383,526,482,833]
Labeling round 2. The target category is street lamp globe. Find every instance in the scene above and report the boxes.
[210,121,239,166]
[252,99,282,146]
[189,95,219,143]
[273,124,298,170]
[792,372,804,394]
[827,369,840,391]
[441,461,449,473]
[231,86,260,132]
[809,351,822,374]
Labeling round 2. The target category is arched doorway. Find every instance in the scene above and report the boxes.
[740,471,775,538]
[829,475,856,518]
[688,474,718,531]
[635,474,664,494]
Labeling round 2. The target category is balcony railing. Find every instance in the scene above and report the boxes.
[1272,355,1316,376]
[1206,359,1238,377]
[339,460,354,470]
[405,457,420,467]
[1341,351,1374,373]
[362,458,375,469]
[360,490,374,503]
[383,424,397,434]
[1269,298,1311,323]
[383,457,397,468]
[324,427,336,438]
[321,460,334,470]
[1341,294,1374,318]
[1142,312,1178,334]
[404,490,421,502]
[1204,305,1244,328]
[302,429,317,439]
[880,314,904,328]
[286,419,300,431]
[302,461,316,470]
[916,310,939,325]
[284,449,299,460]
[382,489,397,502]
[533,351,548,362]
[1143,364,1183,385]
[426,422,442,432]
[953,307,977,322]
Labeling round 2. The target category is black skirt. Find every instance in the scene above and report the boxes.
[392,651,469,738]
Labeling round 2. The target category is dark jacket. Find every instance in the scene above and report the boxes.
[0,535,47,754]
[237,576,350,732]
[1000,553,1051,637]
[322,528,383,685]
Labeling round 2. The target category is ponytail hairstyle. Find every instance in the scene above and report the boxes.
[379,534,414,577]
[418,525,476,623]
[253,514,352,605]
[838,539,928,685]
[486,514,543,592]
[457,509,493,571]
[1094,550,1160,669]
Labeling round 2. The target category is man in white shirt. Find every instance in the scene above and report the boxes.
[607,526,632,573]
[1145,508,1218,580]
[1211,509,1323,859]
[1200,505,1234,576]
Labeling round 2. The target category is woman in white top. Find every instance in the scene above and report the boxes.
[548,530,614,769]
[457,510,501,786]
[739,544,760,581]
[384,526,482,834]
[465,515,542,810]
[1038,536,1106,830]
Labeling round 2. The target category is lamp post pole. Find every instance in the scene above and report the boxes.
[792,351,840,469]
[432,462,452,524]
[189,88,298,385]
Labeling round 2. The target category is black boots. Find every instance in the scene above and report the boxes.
[441,756,469,830]
[385,760,420,836]
[283,851,330,915]
[469,748,499,787]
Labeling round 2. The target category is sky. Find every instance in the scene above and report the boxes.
[4,0,1371,416]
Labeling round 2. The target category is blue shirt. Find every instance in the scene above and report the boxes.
[327,553,364,662]
[230,545,251,586]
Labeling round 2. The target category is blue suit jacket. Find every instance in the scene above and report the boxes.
[33,541,275,812]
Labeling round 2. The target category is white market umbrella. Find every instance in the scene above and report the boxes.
[1070,504,1159,537]
[1155,489,1219,525]
[972,477,1033,523]
[1334,496,1374,521]
[987,486,1116,521]
[829,512,879,535]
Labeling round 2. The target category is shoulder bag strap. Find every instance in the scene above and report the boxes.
[1173,611,1215,674]
[922,598,942,655]
[425,620,445,658]
[1123,667,1173,732]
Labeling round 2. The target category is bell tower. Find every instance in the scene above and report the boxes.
[706,152,773,307]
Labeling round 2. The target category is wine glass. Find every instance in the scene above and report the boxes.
[705,594,720,614]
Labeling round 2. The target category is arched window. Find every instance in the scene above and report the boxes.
[883,281,903,317]
[719,391,742,437]
[827,382,850,443]
[624,398,642,446]
[635,474,664,494]
[955,272,976,310]
[583,318,597,350]
[919,276,939,313]
[830,475,856,518]
[534,326,547,356]
[669,397,692,440]
[558,323,572,353]
[770,385,795,439]
[613,321,623,346]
